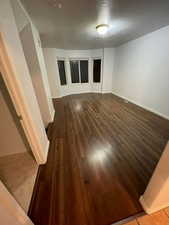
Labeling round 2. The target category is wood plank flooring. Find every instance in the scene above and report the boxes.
[28,93,169,225]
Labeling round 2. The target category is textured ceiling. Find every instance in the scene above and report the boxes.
[20,0,169,49]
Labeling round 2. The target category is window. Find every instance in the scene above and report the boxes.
[80,60,88,83]
[70,60,80,83]
[57,60,67,85]
[70,60,88,84]
[93,59,101,83]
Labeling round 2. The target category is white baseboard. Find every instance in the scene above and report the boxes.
[102,91,112,94]
[112,92,169,121]
[140,195,169,214]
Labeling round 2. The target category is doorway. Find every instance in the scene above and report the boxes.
[0,72,38,212]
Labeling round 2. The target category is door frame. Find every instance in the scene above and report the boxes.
[0,32,46,164]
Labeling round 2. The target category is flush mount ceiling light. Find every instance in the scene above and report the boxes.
[96,24,109,35]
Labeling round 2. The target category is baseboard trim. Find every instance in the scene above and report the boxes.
[102,91,112,94]
[112,92,169,121]
[139,195,169,214]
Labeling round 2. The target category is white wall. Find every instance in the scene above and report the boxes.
[43,48,60,98]
[20,23,54,127]
[102,48,115,93]
[31,24,55,121]
[43,48,115,97]
[113,25,169,119]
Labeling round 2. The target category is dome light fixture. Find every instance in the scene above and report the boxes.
[96,24,109,35]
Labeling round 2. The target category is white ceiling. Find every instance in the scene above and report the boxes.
[20,0,169,49]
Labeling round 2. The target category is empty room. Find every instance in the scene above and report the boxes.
[0,0,169,225]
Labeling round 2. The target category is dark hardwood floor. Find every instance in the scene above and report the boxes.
[29,93,169,225]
